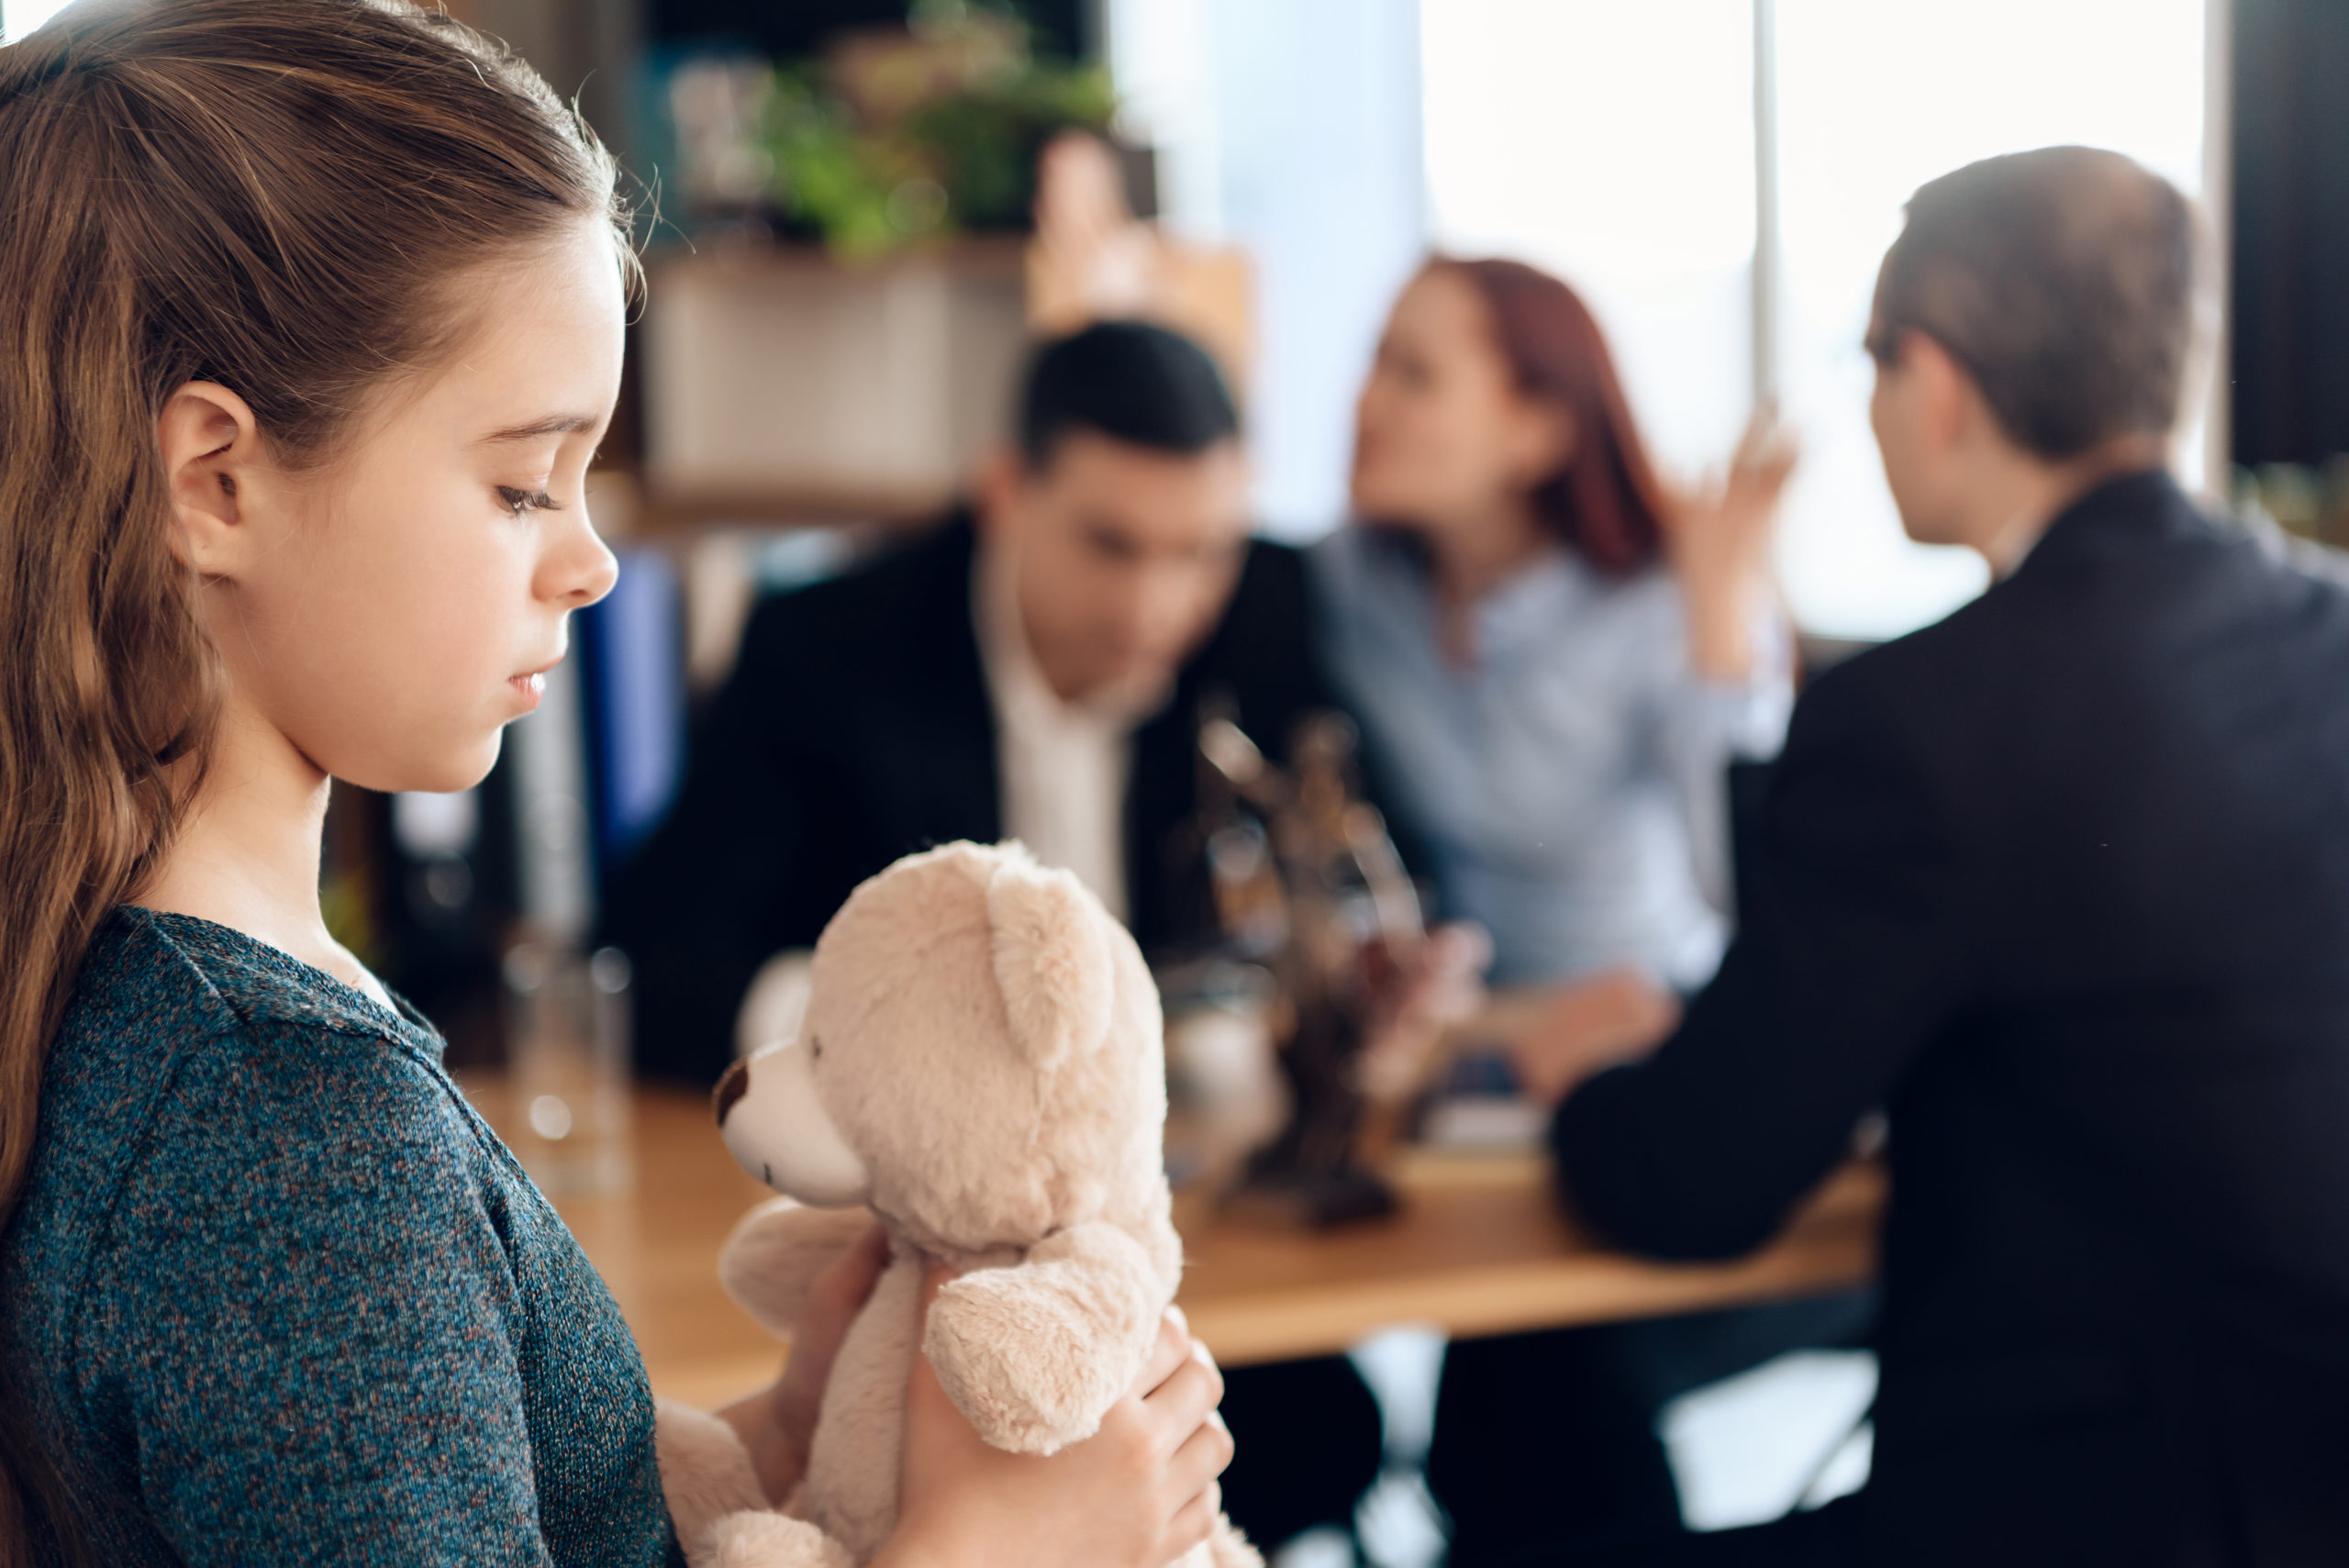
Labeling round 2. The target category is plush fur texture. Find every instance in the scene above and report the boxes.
[716,1199,876,1340]
[656,842,1258,1568]
[708,1510,855,1568]
[653,1400,770,1560]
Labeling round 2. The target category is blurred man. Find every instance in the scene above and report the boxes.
[611,320,1444,1556]
[1548,147,2349,1566]
[609,322,1356,1084]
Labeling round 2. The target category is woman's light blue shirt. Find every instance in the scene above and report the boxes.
[1311,527,1792,990]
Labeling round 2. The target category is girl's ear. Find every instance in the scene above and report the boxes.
[156,381,262,573]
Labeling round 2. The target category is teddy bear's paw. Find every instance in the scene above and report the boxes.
[718,1198,876,1339]
[923,1290,1120,1454]
[921,1220,1165,1454]
[654,1399,769,1559]
[706,1510,854,1568]
[1164,1517,1261,1568]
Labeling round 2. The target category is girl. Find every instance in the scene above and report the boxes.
[0,3,1230,1564]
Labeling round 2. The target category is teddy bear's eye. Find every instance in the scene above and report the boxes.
[809,1036,822,1062]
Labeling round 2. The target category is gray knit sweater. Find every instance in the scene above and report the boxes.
[0,906,680,1565]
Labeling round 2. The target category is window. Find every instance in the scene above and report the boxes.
[0,0,67,38]
[1109,0,1427,536]
[1424,0,1757,481]
[1424,0,2215,640]
[1772,0,2210,637]
[2,0,70,39]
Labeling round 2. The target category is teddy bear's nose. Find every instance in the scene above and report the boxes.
[713,1057,751,1127]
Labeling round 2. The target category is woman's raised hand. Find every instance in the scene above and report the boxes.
[883,1268,1234,1568]
[1664,409,1798,682]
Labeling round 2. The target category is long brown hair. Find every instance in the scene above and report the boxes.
[1431,257,1672,574]
[0,1,630,1557]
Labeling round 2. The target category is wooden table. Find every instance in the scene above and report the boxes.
[459,1079,1882,1409]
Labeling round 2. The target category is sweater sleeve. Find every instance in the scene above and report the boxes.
[79,1030,557,1567]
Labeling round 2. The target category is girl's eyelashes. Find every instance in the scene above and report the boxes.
[495,485,561,517]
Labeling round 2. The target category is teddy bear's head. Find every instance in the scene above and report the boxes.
[716,841,1172,1263]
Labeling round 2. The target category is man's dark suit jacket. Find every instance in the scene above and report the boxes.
[1557,473,2349,1564]
[604,515,1348,1085]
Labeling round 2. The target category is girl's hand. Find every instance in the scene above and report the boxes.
[882,1268,1233,1568]
[719,1221,892,1504]
[1664,410,1798,682]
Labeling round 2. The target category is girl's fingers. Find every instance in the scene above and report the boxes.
[854,1221,893,1271]
[1140,1352,1223,1457]
[1130,1308,1190,1397]
[1164,1410,1237,1504]
[916,1258,954,1312]
[902,1326,958,1424]
[1163,1482,1223,1560]
[812,1223,892,1318]
[1188,1339,1226,1409]
[905,1259,962,1408]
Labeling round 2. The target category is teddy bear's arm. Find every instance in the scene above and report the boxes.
[921,1219,1168,1456]
[718,1197,878,1340]
[655,1402,857,1568]
[654,1401,769,1552]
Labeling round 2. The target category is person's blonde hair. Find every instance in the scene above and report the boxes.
[0,1,633,1556]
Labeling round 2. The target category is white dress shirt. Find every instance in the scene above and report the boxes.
[739,539,1162,1060]
[972,540,1163,923]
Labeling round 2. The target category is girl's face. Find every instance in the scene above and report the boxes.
[1350,267,1570,536]
[169,219,625,794]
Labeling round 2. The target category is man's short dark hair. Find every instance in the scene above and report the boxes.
[1866,145,2200,460]
[1017,319,1240,470]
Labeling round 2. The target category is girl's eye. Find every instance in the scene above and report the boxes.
[495,485,560,517]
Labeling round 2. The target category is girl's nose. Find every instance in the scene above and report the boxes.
[542,506,619,608]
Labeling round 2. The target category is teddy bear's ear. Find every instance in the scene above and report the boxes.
[986,854,1116,1071]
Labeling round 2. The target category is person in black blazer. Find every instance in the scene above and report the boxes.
[1548,148,2349,1566]
[607,323,1353,1086]
[608,509,1346,1075]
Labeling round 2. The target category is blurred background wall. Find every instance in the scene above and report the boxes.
[7,0,2346,1064]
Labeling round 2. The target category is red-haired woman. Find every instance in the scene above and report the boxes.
[1320,256,1793,999]
[1230,260,1866,1561]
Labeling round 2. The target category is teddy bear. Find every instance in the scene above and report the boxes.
[651,840,1259,1568]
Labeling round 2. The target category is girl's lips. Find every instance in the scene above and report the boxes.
[510,672,546,704]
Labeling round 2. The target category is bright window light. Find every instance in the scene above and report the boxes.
[1423,0,1757,479]
[1422,0,2211,642]
[1774,0,2208,639]
[3,0,72,42]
